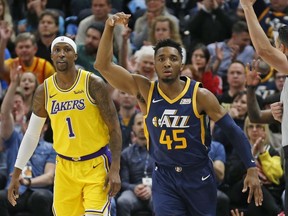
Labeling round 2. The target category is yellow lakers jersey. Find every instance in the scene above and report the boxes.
[44,69,109,157]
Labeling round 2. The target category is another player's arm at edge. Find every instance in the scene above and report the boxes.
[241,1,288,74]
[247,87,276,123]
[196,87,263,206]
[8,84,47,206]
[88,74,122,196]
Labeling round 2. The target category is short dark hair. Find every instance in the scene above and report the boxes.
[232,21,248,34]
[192,43,210,62]
[278,25,288,47]
[86,22,105,35]
[229,60,245,69]
[154,39,183,59]
[39,9,59,26]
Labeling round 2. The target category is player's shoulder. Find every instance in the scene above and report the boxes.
[88,72,106,86]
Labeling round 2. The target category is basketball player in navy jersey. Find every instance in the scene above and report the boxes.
[95,12,263,216]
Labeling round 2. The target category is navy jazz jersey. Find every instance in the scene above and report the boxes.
[144,77,211,166]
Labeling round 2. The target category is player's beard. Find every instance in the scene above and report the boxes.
[161,75,177,84]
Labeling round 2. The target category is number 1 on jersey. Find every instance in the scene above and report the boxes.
[66,117,75,138]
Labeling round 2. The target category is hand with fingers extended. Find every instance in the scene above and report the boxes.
[252,137,265,157]
[215,42,223,62]
[231,208,244,216]
[242,167,263,206]
[10,60,22,84]
[246,60,261,87]
[107,12,131,27]
[0,21,12,43]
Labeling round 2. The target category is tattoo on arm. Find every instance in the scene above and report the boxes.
[89,76,122,162]
[32,85,48,117]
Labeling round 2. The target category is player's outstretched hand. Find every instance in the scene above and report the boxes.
[107,12,131,27]
[242,167,263,206]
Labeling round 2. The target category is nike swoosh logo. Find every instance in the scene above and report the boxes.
[201,174,210,181]
[93,164,100,169]
[49,93,57,98]
[152,98,163,103]
[251,159,255,163]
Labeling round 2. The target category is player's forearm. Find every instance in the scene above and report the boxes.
[94,22,114,72]
[14,114,46,170]
[247,87,275,123]
[215,113,256,169]
[1,81,18,115]
[247,87,262,121]
[109,128,122,170]
[242,5,271,55]
[0,81,18,139]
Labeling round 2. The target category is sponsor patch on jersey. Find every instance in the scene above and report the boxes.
[180,98,191,104]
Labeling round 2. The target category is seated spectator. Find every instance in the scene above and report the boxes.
[17,0,64,35]
[190,43,222,95]
[0,63,56,216]
[147,15,186,63]
[18,72,38,115]
[132,0,179,50]
[35,9,60,65]
[226,117,284,216]
[76,22,117,79]
[117,112,154,216]
[114,89,139,150]
[207,21,255,90]
[0,29,55,84]
[75,0,127,59]
[216,61,264,111]
[187,0,233,51]
[133,45,156,81]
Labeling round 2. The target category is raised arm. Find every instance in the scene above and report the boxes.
[94,13,145,96]
[240,0,288,74]
[0,61,21,140]
[89,74,121,197]
[8,84,47,206]
[0,22,12,79]
[245,61,276,123]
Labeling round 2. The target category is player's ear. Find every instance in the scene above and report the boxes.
[180,63,184,71]
[74,53,78,61]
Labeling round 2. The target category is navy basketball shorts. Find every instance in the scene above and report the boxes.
[152,160,217,216]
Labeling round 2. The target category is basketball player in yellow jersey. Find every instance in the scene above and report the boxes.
[7,36,122,216]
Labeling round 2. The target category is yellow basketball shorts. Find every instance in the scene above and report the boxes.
[52,154,111,216]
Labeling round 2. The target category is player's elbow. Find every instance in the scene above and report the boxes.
[256,47,272,59]
[94,60,108,73]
